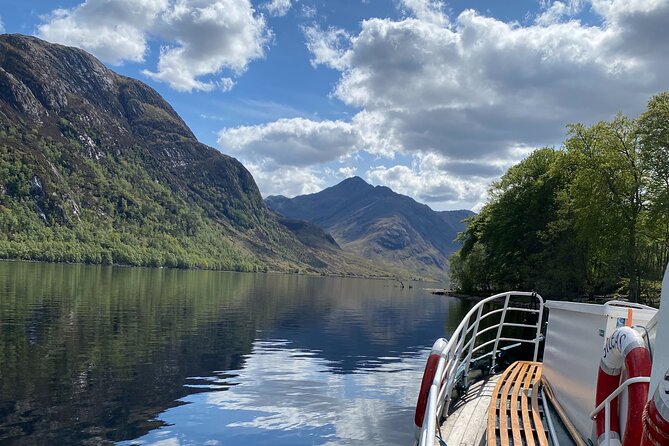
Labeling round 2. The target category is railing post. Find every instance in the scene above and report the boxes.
[605,400,610,446]
[440,351,453,420]
[463,305,484,388]
[532,296,544,362]
[491,293,511,371]
[443,330,466,418]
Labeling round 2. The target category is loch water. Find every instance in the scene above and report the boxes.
[0,261,468,445]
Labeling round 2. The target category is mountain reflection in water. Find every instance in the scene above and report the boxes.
[0,261,467,445]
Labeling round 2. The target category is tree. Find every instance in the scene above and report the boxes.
[451,148,578,296]
[450,92,669,304]
[565,115,645,301]
[638,92,669,278]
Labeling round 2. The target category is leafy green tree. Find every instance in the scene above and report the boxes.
[451,92,669,303]
[451,148,578,296]
[565,115,645,301]
[638,92,669,278]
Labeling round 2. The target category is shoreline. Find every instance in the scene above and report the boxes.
[428,287,658,307]
[0,257,439,283]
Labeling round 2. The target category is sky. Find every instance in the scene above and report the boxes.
[1,0,668,211]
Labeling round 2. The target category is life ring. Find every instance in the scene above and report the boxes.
[642,369,669,446]
[595,327,652,446]
[415,338,447,428]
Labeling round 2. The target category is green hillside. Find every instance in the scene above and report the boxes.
[0,34,402,278]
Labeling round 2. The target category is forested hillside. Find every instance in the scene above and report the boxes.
[0,34,401,278]
[450,92,669,303]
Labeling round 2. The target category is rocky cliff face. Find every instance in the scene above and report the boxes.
[265,177,475,279]
[0,34,265,226]
[0,35,396,277]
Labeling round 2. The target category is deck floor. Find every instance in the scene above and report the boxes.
[438,375,499,446]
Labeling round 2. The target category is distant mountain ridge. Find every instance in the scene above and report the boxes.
[0,34,403,278]
[265,177,475,278]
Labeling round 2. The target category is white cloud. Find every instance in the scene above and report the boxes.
[0,16,5,33]
[398,0,448,26]
[363,147,537,210]
[300,4,317,18]
[536,0,583,25]
[337,166,358,178]
[366,152,504,210]
[217,117,377,198]
[218,117,359,166]
[303,25,350,70]
[264,0,292,17]
[144,0,268,91]
[245,162,325,197]
[215,112,401,190]
[37,0,269,92]
[236,0,669,206]
[37,0,166,64]
[218,77,235,92]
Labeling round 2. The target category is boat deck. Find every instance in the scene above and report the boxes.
[440,374,499,446]
[487,361,547,446]
[438,361,549,446]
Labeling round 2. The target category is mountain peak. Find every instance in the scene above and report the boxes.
[334,176,372,190]
[265,178,476,278]
[0,33,196,142]
[342,176,368,185]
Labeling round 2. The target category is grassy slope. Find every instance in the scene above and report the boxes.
[0,35,409,278]
[0,129,263,271]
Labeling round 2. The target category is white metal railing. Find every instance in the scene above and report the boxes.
[589,376,651,446]
[417,291,545,446]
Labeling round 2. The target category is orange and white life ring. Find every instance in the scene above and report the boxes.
[595,326,652,446]
[415,338,446,428]
[642,369,669,446]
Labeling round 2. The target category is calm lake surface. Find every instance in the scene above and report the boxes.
[0,261,468,445]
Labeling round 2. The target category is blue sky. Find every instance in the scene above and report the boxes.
[1,0,668,210]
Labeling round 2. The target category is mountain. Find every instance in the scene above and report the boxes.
[265,177,475,278]
[0,34,401,277]
[438,209,476,235]
[275,215,341,251]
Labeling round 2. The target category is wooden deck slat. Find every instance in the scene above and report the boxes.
[446,378,493,446]
[441,375,499,446]
[498,362,524,446]
[521,364,537,446]
[487,364,518,446]
[510,363,530,446]
[487,361,548,446]
[495,425,538,433]
[530,365,549,446]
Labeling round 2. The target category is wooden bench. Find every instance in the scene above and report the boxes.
[486,361,548,446]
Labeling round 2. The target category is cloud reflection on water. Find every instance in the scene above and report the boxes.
[126,338,427,446]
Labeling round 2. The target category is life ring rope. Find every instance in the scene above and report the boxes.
[642,370,669,446]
